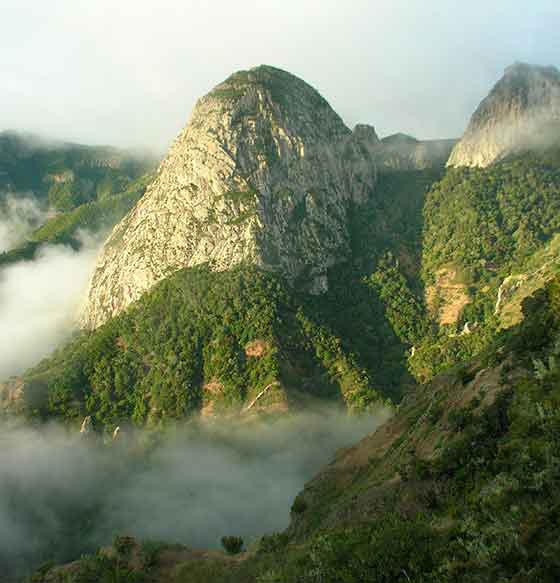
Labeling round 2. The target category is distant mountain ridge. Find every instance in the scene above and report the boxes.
[0,130,154,205]
[0,130,157,270]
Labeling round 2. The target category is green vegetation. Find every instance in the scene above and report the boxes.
[350,169,440,278]
[222,188,258,224]
[371,151,560,383]
[368,252,429,346]
[289,516,438,583]
[408,320,499,382]
[423,154,560,284]
[35,301,560,582]
[0,174,152,269]
[0,131,155,269]
[0,132,153,267]
[220,536,244,555]
[212,70,252,100]
[12,98,560,583]
[0,131,153,207]
[0,240,42,268]
[30,174,153,244]
[290,495,307,515]
[28,551,145,583]
[222,189,257,207]
[24,264,405,428]
[210,277,560,583]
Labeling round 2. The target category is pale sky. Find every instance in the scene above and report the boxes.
[2,0,559,153]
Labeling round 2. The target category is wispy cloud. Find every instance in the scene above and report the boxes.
[0,232,102,378]
[0,409,390,580]
[0,194,46,253]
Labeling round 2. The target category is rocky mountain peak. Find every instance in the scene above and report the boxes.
[447,62,560,167]
[207,65,351,138]
[80,65,378,329]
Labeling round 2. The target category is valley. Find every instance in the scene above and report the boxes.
[1,59,560,583]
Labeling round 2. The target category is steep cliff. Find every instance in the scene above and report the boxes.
[80,66,378,329]
[447,62,560,168]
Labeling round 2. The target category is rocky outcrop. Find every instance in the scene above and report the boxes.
[448,62,560,168]
[426,267,471,326]
[0,377,25,412]
[342,127,455,172]
[80,66,379,329]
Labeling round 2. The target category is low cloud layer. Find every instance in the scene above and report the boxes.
[0,232,101,378]
[0,409,390,580]
[0,195,46,253]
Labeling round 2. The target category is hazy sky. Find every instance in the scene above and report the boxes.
[2,0,559,152]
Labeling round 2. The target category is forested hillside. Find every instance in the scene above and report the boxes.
[405,149,560,381]
[10,148,560,429]
[16,264,406,429]
[31,273,560,583]
[0,173,154,268]
[0,131,153,208]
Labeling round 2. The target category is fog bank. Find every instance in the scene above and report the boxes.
[0,409,389,580]
[0,232,101,378]
[0,195,46,253]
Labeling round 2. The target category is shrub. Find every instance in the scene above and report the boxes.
[221,535,244,555]
[300,515,439,583]
[258,532,289,554]
[139,539,167,569]
[448,408,474,431]
[428,403,444,424]
[113,535,136,558]
[291,495,307,515]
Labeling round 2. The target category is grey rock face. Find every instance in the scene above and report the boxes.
[448,62,560,168]
[80,66,378,329]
